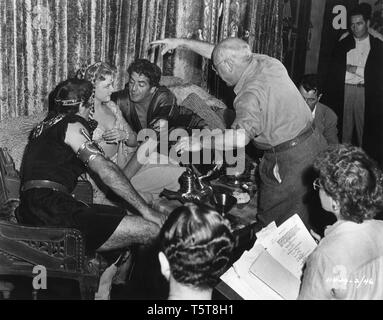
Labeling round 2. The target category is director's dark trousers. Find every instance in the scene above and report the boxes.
[257,129,328,231]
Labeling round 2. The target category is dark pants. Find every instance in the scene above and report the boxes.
[257,129,328,231]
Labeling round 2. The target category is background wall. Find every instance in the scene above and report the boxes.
[0,0,174,121]
[0,0,284,121]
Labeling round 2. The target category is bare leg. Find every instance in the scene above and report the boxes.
[97,215,160,252]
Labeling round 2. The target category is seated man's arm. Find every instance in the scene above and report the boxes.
[64,122,165,227]
[323,108,339,145]
[150,38,214,59]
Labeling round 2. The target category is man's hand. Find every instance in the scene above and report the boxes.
[150,119,168,133]
[150,38,182,55]
[346,64,357,74]
[174,136,202,154]
[102,128,127,144]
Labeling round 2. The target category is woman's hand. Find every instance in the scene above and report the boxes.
[310,229,322,243]
[102,128,128,144]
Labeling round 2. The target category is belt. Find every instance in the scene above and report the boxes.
[265,123,315,154]
[21,180,69,194]
[346,83,364,88]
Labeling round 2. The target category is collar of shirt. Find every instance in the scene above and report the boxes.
[351,35,370,57]
[312,105,317,118]
[323,219,369,238]
[234,54,260,95]
[354,35,370,45]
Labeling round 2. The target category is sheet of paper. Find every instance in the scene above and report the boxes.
[220,215,317,300]
[220,267,265,300]
[220,245,283,300]
[259,214,317,278]
[249,249,300,300]
[255,221,277,242]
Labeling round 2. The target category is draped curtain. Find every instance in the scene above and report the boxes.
[200,0,284,98]
[200,0,283,57]
[0,0,172,120]
[0,0,282,120]
[247,0,284,60]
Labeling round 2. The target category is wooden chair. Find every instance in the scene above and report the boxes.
[0,220,100,299]
[0,146,102,299]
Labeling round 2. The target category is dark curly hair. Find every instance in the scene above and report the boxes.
[348,3,372,22]
[299,74,322,95]
[314,144,383,223]
[127,59,162,87]
[159,203,234,290]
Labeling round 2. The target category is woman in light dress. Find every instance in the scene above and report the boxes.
[83,62,184,205]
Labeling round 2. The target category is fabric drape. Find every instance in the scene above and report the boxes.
[0,0,172,120]
[0,0,282,121]
[200,0,284,94]
[200,0,283,57]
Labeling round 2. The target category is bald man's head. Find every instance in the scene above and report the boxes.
[212,37,252,64]
[211,37,253,87]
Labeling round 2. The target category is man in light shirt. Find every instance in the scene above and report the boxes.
[151,37,328,231]
[322,3,383,160]
[338,2,383,43]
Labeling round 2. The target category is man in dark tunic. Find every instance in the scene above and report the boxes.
[18,78,165,254]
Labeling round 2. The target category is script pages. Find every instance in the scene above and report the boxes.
[220,214,317,300]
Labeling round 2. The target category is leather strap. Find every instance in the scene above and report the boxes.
[265,123,315,154]
[21,180,69,194]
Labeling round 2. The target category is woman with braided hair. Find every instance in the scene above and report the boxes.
[158,203,234,300]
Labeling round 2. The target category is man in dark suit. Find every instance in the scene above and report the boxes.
[321,3,383,165]
[298,74,339,145]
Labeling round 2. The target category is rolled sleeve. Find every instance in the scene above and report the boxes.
[231,91,264,140]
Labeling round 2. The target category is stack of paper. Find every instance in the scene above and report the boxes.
[220,214,317,300]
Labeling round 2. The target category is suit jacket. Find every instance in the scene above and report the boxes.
[314,102,339,145]
[321,34,383,165]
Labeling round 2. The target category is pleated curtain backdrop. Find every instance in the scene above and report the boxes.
[0,0,283,121]
[247,0,284,60]
[199,0,283,57]
[0,0,173,120]
[200,0,284,94]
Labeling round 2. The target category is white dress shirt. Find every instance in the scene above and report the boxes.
[345,36,370,85]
